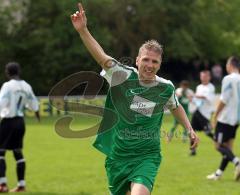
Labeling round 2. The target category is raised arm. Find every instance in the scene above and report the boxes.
[71,3,112,70]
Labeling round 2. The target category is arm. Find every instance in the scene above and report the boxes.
[194,95,206,99]
[171,105,199,149]
[71,3,112,70]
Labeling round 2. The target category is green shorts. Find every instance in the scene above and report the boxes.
[105,156,161,195]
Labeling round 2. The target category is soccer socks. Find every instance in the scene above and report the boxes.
[217,146,240,166]
[0,151,6,183]
[13,150,26,187]
[217,146,235,161]
[219,155,229,172]
[16,159,25,185]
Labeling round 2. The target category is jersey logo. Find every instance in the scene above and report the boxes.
[130,95,156,117]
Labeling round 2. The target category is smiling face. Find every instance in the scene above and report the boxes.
[136,49,162,83]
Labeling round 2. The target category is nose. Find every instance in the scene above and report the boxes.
[146,61,154,69]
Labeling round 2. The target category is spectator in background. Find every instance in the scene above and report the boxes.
[211,64,223,85]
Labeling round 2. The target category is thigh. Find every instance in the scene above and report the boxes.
[0,117,25,150]
[214,122,236,144]
[130,183,150,195]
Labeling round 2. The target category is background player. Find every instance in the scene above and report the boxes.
[207,56,240,181]
[190,70,215,155]
[168,80,194,142]
[0,62,39,192]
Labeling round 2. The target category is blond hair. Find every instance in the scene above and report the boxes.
[138,40,163,57]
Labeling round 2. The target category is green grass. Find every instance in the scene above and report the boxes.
[4,114,240,195]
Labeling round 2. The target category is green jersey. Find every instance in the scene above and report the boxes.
[175,88,193,116]
[93,61,179,160]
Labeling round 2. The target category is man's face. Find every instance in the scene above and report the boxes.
[200,72,210,85]
[136,49,161,82]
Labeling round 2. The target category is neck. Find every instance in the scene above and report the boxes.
[139,75,156,84]
[230,69,239,74]
[10,75,20,80]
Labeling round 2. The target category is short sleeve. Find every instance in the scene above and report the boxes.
[220,77,231,104]
[0,83,9,110]
[100,59,133,86]
[25,86,39,111]
[165,83,179,110]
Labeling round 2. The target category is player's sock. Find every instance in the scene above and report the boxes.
[16,159,25,183]
[217,146,235,161]
[215,169,223,176]
[13,150,25,186]
[219,155,229,171]
[0,151,6,181]
[232,157,240,166]
[17,180,26,187]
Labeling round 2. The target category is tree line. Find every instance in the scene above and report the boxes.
[0,0,239,95]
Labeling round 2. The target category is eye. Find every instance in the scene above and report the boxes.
[142,58,149,62]
[152,60,159,64]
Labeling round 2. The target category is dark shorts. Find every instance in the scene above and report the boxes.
[191,110,211,132]
[0,117,25,150]
[214,122,239,144]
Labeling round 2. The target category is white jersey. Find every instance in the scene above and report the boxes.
[218,73,240,126]
[0,79,39,118]
[194,83,215,120]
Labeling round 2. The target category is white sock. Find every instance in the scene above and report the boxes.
[0,177,7,184]
[18,180,25,187]
[216,169,223,176]
[232,157,239,166]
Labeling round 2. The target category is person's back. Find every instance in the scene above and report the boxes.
[218,73,240,126]
[0,62,39,193]
[0,79,38,118]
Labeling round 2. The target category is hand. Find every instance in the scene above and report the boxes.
[189,130,199,149]
[35,111,40,122]
[71,3,87,33]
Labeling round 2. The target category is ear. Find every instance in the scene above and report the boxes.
[136,56,139,67]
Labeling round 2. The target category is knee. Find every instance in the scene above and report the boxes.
[215,143,221,150]
[13,149,24,161]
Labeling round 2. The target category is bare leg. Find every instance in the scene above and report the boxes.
[130,183,150,195]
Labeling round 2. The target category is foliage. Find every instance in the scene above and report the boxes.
[0,0,240,94]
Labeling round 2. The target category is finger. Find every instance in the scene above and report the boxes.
[191,138,199,149]
[190,140,198,149]
[78,2,84,13]
[70,15,75,21]
[76,11,80,16]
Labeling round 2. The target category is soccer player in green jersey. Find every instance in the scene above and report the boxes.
[71,3,199,195]
[167,80,194,142]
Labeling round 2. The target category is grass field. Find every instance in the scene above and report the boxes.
[4,114,240,195]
